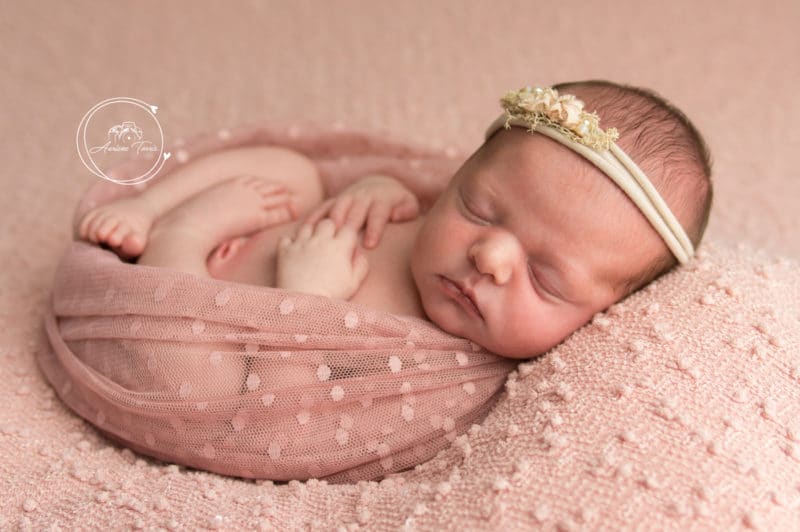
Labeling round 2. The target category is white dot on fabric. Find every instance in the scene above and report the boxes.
[232,413,248,432]
[376,442,391,458]
[130,319,142,334]
[217,128,231,140]
[191,320,205,335]
[201,443,215,459]
[294,334,308,344]
[402,404,415,421]
[104,288,116,302]
[297,410,311,425]
[455,352,469,366]
[330,386,344,401]
[389,356,402,373]
[463,382,476,395]
[196,402,208,411]
[335,428,349,446]
[245,343,258,353]
[214,288,231,307]
[209,352,222,366]
[400,382,412,393]
[246,373,261,391]
[443,417,455,431]
[279,351,292,359]
[179,381,192,399]
[339,414,354,429]
[430,414,442,429]
[175,149,189,163]
[317,365,331,381]
[413,352,426,363]
[344,311,359,329]
[380,457,394,471]
[261,393,275,406]
[145,433,156,447]
[268,441,281,460]
[279,298,295,315]
[146,353,157,372]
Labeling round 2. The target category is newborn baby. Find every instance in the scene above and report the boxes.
[77,80,713,363]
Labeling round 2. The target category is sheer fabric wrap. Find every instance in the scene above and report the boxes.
[40,122,518,483]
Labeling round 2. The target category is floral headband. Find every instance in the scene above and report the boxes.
[484,86,694,264]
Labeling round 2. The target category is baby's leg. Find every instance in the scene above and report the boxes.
[139,176,302,399]
[137,175,288,276]
[77,146,324,259]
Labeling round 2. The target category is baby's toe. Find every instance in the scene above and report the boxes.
[97,217,120,241]
[120,233,144,257]
[107,222,129,247]
[87,213,111,242]
[82,211,102,240]
[260,206,293,227]
[78,212,97,238]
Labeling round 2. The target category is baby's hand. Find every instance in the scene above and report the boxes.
[302,175,419,249]
[275,219,369,300]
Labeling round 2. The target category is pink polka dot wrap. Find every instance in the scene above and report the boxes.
[40,122,517,482]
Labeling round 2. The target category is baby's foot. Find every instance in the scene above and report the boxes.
[77,196,158,259]
[149,176,298,252]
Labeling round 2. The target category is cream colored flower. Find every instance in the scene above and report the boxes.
[558,96,584,128]
[500,86,617,150]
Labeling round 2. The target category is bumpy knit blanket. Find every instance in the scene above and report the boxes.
[35,122,800,528]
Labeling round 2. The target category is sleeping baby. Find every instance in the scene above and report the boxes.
[76,80,713,366]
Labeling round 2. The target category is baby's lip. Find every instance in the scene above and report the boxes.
[445,276,483,320]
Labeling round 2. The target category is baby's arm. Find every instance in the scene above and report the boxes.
[275,219,369,300]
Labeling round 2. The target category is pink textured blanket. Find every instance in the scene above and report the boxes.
[41,122,517,483]
[31,123,800,529]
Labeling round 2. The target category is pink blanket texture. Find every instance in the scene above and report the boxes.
[33,122,800,528]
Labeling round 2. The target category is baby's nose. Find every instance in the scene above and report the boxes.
[469,240,514,285]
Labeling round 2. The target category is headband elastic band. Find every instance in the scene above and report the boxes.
[484,88,694,264]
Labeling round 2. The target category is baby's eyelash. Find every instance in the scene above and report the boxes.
[459,192,490,225]
[528,264,560,300]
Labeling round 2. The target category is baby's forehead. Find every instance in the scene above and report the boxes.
[472,132,605,203]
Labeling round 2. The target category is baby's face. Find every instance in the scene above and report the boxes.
[410,127,664,358]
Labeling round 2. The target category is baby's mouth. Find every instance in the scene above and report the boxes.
[440,276,484,320]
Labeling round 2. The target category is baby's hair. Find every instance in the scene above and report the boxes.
[551,79,714,297]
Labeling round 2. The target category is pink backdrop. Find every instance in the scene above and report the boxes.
[1,1,799,529]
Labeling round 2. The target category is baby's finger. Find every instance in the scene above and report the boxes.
[342,199,371,231]
[315,218,337,238]
[296,223,314,241]
[352,250,370,285]
[278,235,292,250]
[328,196,354,228]
[390,197,420,221]
[364,203,392,248]
[303,198,335,226]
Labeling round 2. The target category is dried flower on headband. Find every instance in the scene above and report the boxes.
[499,86,619,151]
